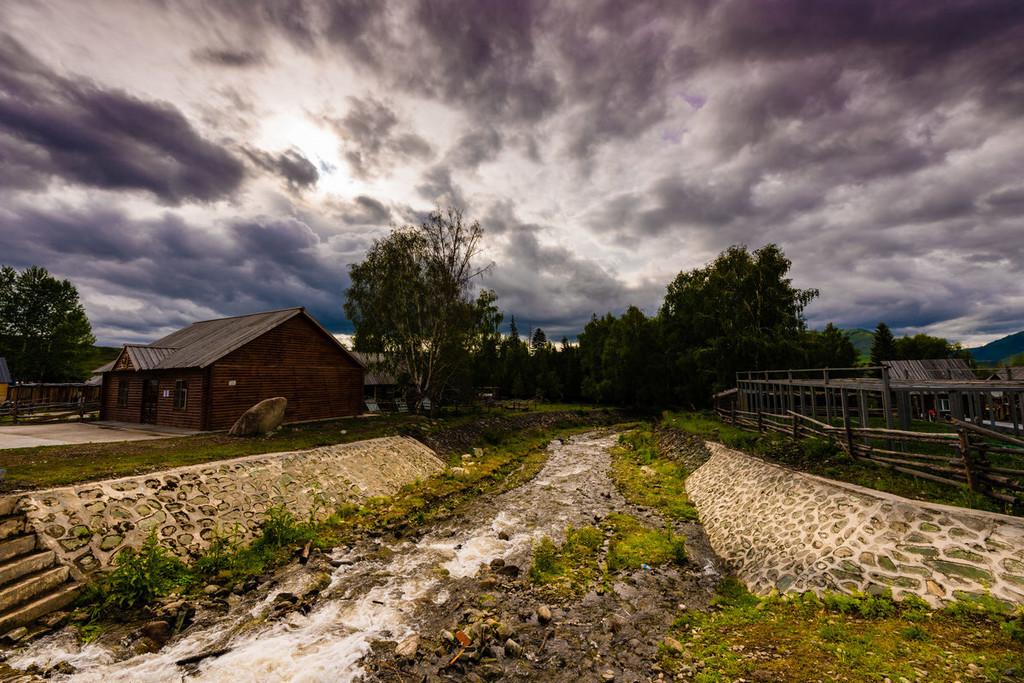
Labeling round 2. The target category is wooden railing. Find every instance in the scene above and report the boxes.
[716,406,1024,508]
[0,400,101,424]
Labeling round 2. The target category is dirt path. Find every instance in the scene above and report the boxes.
[7,431,722,682]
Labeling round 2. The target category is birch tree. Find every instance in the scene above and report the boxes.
[344,208,493,411]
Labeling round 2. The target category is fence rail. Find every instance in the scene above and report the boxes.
[0,399,101,423]
[716,406,1024,508]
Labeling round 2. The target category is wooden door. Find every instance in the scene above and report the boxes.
[141,378,159,424]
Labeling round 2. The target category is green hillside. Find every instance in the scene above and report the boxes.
[843,328,874,360]
[968,330,1024,364]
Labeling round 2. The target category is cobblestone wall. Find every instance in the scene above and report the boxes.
[687,442,1024,606]
[13,436,444,578]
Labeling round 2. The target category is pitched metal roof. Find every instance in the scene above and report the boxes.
[125,345,178,370]
[0,357,11,384]
[882,358,976,381]
[102,307,363,372]
[988,367,1024,381]
[350,352,398,386]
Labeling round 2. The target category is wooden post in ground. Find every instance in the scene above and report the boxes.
[880,366,893,429]
[840,388,855,457]
[857,390,869,428]
[824,368,832,424]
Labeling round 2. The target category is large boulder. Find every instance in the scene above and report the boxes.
[229,397,287,436]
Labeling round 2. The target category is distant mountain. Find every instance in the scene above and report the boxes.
[968,330,1024,364]
[843,328,875,360]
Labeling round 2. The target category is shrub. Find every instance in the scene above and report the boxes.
[92,531,188,612]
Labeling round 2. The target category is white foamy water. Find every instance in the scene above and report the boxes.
[9,432,620,683]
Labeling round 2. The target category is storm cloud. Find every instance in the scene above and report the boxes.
[0,0,1022,346]
[0,35,245,203]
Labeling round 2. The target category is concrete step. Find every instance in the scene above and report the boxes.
[0,516,25,541]
[0,535,36,564]
[0,566,70,613]
[0,550,55,587]
[0,497,19,518]
[0,582,80,635]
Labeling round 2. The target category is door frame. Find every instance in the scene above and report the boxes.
[141,377,160,424]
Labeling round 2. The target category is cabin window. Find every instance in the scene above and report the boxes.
[117,380,129,408]
[174,380,188,410]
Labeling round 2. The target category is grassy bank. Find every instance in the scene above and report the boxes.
[662,579,1023,683]
[608,424,1023,681]
[0,405,601,492]
[664,411,1009,514]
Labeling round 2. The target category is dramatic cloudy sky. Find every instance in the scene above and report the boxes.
[1,1,1022,346]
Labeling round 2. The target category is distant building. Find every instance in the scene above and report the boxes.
[98,308,365,430]
[350,352,400,402]
[0,357,11,401]
[881,358,975,381]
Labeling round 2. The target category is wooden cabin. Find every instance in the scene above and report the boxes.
[99,308,364,430]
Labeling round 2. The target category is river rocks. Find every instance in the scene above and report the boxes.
[395,633,420,658]
[535,605,552,623]
[229,397,288,437]
[662,636,685,654]
[203,584,221,596]
[141,620,171,645]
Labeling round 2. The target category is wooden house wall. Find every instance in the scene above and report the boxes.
[100,371,143,423]
[152,369,206,429]
[207,315,364,430]
[100,369,205,429]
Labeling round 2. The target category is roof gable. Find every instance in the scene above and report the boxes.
[0,357,11,384]
[102,308,363,372]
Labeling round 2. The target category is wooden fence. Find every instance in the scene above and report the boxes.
[0,398,101,424]
[716,406,1024,509]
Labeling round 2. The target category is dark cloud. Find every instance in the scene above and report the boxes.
[244,147,319,192]
[416,165,466,208]
[326,96,432,178]
[0,201,352,343]
[191,47,267,67]
[445,126,503,169]
[0,35,245,203]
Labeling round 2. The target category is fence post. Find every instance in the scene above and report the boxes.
[11,401,17,425]
[792,411,799,439]
[823,368,832,423]
[840,388,854,457]
[957,427,984,494]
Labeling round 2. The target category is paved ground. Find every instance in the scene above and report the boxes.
[0,422,198,450]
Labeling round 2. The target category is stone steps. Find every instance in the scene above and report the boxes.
[0,566,70,613]
[0,504,81,636]
[0,535,36,564]
[0,550,55,586]
[0,583,81,635]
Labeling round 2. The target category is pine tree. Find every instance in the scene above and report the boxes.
[870,322,897,365]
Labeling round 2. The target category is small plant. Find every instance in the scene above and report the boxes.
[193,526,243,577]
[529,537,562,582]
[899,623,929,641]
[88,531,189,614]
[256,505,310,549]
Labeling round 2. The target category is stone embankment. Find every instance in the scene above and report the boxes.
[687,442,1024,606]
[9,436,444,578]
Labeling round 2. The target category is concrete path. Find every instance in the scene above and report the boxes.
[0,423,195,450]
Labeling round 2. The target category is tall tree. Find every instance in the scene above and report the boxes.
[870,322,897,364]
[660,244,818,405]
[530,327,547,352]
[0,265,96,382]
[805,323,858,368]
[344,207,492,410]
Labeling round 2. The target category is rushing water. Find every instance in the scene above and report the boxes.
[9,432,630,682]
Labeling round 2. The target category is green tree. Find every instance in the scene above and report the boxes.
[870,322,897,364]
[659,244,817,405]
[0,265,96,382]
[804,323,858,368]
[530,327,547,352]
[344,207,492,410]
